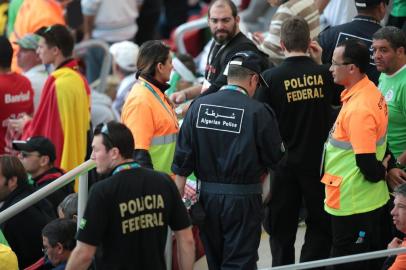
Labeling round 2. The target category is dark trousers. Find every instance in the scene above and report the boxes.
[330,205,389,270]
[266,164,332,267]
[199,192,262,270]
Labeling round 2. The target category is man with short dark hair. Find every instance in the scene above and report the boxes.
[9,24,91,192]
[42,218,76,269]
[170,0,264,104]
[0,155,54,268]
[256,16,336,267]
[173,51,284,269]
[0,36,34,155]
[66,121,194,270]
[12,136,73,211]
[322,39,395,270]
[318,0,388,85]
[372,26,406,189]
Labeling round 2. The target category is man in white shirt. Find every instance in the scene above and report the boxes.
[15,34,48,112]
[109,41,139,118]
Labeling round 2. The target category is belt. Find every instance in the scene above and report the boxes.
[200,182,262,195]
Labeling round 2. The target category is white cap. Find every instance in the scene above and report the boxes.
[109,41,139,72]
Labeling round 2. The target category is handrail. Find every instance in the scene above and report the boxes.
[0,158,176,267]
[0,159,96,224]
[174,17,208,54]
[74,39,112,94]
[259,247,406,270]
[165,228,172,269]
[77,172,89,229]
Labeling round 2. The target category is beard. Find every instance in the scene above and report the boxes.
[212,24,237,44]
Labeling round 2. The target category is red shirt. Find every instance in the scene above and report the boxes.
[0,72,34,154]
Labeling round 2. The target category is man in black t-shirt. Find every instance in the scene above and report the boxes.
[66,121,194,270]
[256,17,338,267]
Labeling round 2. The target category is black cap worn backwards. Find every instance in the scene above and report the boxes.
[226,51,269,87]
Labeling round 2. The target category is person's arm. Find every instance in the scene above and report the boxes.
[349,108,391,182]
[65,241,97,270]
[170,84,202,104]
[259,11,285,65]
[309,40,323,65]
[355,153,388,182]
[314,0,329,13]
[82,15,95,40]
[258,104,285,169]
[7,113,31,134]
[81,0,100,40]
[175,175,187,196]
[388,239,406,270]
[171,106,195,179]
[355,145,406,189]
[174,227,195,270]
[388,237,403,249]
[386,146,406,190]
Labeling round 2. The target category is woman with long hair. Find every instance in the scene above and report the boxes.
[121,40,178,176]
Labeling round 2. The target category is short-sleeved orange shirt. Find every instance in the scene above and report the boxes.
[331,76,388,154]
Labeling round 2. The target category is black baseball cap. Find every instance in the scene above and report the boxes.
[355,0,388,9]
[227,51,269,87]
[12,136,56,162]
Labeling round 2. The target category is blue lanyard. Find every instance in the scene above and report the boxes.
[220,85,248,96]
[141,80,173,115]
[112,162,141,175]
[140,79,178,127]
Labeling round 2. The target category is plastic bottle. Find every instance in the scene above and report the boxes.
[355,231,366,244]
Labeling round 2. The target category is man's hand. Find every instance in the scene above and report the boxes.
[252,32,264,45]
[387,168,406,190]
[309,40,323,65]
[388,237,403,249]
[8,114,31,134]
[170,91,187,105]
[383,154,391,170]
[175,175,187,197]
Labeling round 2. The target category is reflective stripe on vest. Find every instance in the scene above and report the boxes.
[151,133,177,146]
[329,135,386,150]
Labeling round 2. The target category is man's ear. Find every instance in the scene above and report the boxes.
[280,40,287,52]
[396,46,405,57]
[56,242,64,254]
[39,155,50,167]
[52,46,61,57]
[109,147,120,160]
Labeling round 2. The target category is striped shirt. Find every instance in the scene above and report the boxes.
[259,0,320,65]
